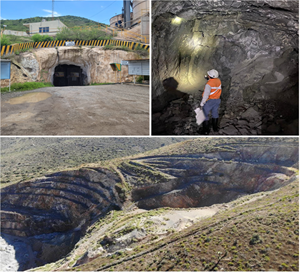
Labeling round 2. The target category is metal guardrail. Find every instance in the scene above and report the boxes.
[0,39,150,57]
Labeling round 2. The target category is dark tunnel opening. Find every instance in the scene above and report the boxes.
[53,64,84,87]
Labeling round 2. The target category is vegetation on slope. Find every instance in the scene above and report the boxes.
[55,27,113,41]
[142,137,299,156]
[1,16,105,32]
[1,16,110,45]
[0,138,187,187]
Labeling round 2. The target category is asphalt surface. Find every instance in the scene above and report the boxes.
[1,84,149,135]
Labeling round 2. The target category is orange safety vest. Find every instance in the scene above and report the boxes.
[203,78,222,100]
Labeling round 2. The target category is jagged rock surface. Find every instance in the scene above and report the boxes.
[152,0,299,135]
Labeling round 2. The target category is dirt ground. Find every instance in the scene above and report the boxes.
[1,84,149,135]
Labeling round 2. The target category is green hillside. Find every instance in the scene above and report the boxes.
[1,15,106,32]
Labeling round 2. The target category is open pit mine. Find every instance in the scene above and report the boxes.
[0,138,298,271]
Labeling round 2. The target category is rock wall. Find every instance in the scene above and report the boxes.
[119,143,299,209]
[1,47,143,86]
[152,0,299,135]
[1,167,122,237]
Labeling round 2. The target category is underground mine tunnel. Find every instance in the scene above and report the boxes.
[152,0,299,135]
[53,64,84,86]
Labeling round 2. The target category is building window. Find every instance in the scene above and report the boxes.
[39,27,49,33]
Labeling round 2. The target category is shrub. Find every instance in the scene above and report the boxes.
[249,234,262,245]
[32,34,53,42]
[136,76,144,83]
[1,35,10,46]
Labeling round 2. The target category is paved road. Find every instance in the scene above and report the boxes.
[1,84,149,135]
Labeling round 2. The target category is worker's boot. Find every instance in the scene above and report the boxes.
[212,118,219,132]
[202,120,210,135]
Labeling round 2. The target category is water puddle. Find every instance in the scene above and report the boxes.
[6,92,52,105]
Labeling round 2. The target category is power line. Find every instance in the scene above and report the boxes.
[89,0,118,20]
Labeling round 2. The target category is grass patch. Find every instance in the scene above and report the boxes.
[1,34,32,45]
[56,27,113,41]
[1,82,53,93]
[15,48,32,55]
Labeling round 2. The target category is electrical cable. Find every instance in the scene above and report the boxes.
[88,0,118,20]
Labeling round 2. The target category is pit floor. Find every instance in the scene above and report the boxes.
[1,84,149,135]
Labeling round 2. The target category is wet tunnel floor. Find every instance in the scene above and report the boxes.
[54,64,83,86]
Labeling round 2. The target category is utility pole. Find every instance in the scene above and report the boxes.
[1,25,7,38]
[52,0,54,20]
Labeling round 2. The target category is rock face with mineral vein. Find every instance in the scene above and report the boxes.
[152,0,299,135]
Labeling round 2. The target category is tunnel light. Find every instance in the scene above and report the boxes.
[172,16,183,25]
[187,37,200,49]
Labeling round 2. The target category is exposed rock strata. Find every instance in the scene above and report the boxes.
[0,167,122,270]
[152,0,299,135]
[120,143,298,209]
[1,167,121,237]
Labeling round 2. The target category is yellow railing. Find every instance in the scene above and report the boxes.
[1,39,150,57]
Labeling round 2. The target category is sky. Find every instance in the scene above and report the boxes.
[0,0,124,25]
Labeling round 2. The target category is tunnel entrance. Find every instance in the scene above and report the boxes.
[53,64,83,86]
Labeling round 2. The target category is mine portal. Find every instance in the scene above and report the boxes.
[53,64,83,86]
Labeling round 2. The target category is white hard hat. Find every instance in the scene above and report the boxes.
[207,69,219,78]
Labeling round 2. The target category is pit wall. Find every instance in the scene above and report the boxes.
[1,47,146,87]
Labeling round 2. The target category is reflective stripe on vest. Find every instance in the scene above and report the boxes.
[210,84,222,96]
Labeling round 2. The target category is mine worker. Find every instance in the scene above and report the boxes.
[200,69,222,135]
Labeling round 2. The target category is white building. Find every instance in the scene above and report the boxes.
[3,30,29,36]
[23,19,67,36]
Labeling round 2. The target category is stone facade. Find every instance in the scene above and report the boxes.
[1,47,143,87]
